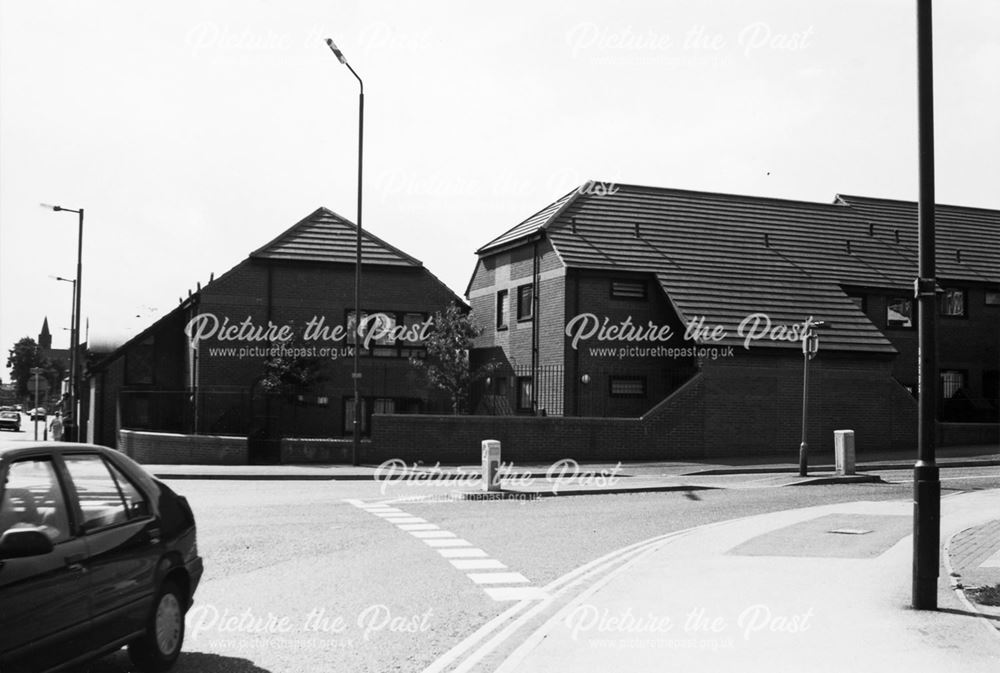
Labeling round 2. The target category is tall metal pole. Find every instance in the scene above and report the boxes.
[72,208,84,442]
[41,204,84,442]
[912,0,940,611]
[799,345,810,477]
[326,38,364,466]
[353,78,364,467]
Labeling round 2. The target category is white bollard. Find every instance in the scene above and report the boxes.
[481,440,501,492]
[834,430,855,476]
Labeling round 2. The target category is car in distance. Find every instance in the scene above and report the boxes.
[0,411,20,432]
[0,442,204,672]
[27,407,47,421]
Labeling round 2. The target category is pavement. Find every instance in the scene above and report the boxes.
[436,490,1000,673]
[142,443,1000,497]
[140,445,1000,671]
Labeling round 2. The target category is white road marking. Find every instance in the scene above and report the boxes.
[467,572,529,584]
[411,531,457,539]
[384,517,427,524]
[438,548,489,558]
[424,538,472,547]
[347,498,543,608]
[484,587,550,602]
[452,559,508,570]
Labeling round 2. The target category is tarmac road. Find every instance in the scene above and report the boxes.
[76,465,1000,673]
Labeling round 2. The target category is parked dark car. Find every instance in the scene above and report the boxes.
[0,411,20,432]
[27,407,47,422]
[0,442,203,672]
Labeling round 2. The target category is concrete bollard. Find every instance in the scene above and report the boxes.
[481,440,501,492]
[834,430,855,476]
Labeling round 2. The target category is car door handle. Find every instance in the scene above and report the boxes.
[147,527,161,545]
[65,553,86,571]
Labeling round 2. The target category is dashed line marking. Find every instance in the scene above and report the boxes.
[483,587,550,601]
[452,559,508,570]
[424,538,473,547]
[347,499,546,602]
[398,523,440,531]
[439,548,489,558]
[385,517,427,524]
[467,572,529,584]
[411,531,458,539]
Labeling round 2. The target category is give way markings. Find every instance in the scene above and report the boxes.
[343,498,548,602]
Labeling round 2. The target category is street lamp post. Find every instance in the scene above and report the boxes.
[325,37,364,467]
[51,275,77,418]
[798,326,821,477]
[912,0,941,611]
[41,204,83,442]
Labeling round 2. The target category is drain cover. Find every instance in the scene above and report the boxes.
[828,528,873,535]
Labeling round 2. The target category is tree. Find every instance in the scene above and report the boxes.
[258,339,326,395]
[6,337,42,398]
[410,302,496,414]
[5,337,69,401]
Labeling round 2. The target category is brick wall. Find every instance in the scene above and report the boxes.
[119,429,247,465]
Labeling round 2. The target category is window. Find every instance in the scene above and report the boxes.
[373,398,396,415]
[940,370,966,399]
[939,288,966,317]
[105,461,150,519]
[0,458,70,543]
[611,280,647,300]
[516,284,534,321]
[516,376,533,412]
[986,290,1000,306]
[496,290,509,330]
[345,310,369,348]
[886,298,913,328]
[63,454,134,531]
[369,313,398,357]
[610,376,647,398]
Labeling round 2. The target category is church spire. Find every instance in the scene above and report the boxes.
[39,317,52,351]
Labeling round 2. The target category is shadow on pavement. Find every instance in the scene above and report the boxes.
[75,651,274,672]
[935,606,1000,624]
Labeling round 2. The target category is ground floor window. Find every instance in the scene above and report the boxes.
[940,370,966,399]
[516,376,533,412]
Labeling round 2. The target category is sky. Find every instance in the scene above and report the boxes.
[1,0,997,373]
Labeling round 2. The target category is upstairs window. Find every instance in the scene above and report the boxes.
[939,288,966,317]
[986,289,1000,306]
[517,284,534,321]
[611,280,647,300]
[886,298,913,328]
[496,290,509,330]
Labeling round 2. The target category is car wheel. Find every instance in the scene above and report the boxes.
[128,580,185,672]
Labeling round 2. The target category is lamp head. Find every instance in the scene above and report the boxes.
[40,203,62,211]
[325,38,347,64]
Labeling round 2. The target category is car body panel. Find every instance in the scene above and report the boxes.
[0,442,203,673]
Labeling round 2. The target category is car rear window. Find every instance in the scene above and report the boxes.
[63,454,147,531]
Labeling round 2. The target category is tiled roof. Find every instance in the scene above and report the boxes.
[835,195,1000,284]
[475,182,999,353]
[251,207,422,267]
[476,187,580,254]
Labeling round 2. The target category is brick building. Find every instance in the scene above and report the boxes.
[85,207,462,458]
[465,182,999,456]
